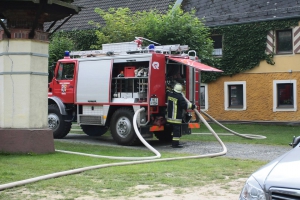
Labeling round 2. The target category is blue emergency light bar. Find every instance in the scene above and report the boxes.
[64,51,70,58]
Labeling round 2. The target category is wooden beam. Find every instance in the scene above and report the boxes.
[46,20,57,32]
[49,14,73,36]
[29,0,46,39]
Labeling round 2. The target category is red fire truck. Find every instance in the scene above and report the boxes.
[48,39,222,145]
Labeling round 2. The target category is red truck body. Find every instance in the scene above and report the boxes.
[48,41,222,145]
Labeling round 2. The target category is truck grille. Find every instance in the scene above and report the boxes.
[269,188,300,200]
[79,115,102,125]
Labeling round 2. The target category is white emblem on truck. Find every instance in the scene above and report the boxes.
[152,62,159,69]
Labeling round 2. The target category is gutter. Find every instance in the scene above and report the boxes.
[207,15,300,28]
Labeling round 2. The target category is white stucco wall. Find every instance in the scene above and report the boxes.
[0,39,49,128]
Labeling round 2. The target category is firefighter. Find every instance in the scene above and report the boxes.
[167,83,195,148]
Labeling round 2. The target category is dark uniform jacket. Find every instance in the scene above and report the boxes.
[167,90,192,123]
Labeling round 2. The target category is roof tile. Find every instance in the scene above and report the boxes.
[44,0,300,31]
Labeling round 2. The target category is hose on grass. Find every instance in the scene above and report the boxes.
[199,111,266,139]
[0,107,227,191]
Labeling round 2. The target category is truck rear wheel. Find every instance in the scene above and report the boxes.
[48,104,71,139]
[81,125,108,136]
[110,107,139,145]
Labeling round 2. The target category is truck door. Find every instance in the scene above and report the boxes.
[52,61,76,103]
[167,57,223,107]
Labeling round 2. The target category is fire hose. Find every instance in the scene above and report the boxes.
[199,111,266,139]
[181,95,266,140]
[0,95,265,191]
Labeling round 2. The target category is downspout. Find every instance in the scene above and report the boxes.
[171,0,183,12]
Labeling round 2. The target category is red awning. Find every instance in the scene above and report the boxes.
[168,57,223,72]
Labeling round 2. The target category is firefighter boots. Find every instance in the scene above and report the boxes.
[172,141,183,148]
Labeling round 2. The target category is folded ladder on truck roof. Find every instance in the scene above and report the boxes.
[70,41,189,58]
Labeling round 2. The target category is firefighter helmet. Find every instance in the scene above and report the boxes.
[173,83,183,93]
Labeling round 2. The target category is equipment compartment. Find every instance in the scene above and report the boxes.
[111,61,149,103]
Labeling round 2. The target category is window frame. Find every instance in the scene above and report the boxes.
[224,81,246,111]
[273,80,297,112]
[211,34,223,56]
[56,62,75,80]
[276,29,293,55]
[200,83,208,111]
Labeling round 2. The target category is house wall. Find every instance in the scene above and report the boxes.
[247,54,300,74]
[206,54,300,122]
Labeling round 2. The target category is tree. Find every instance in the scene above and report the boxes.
[48,7,215,82]
[90,7,214,62]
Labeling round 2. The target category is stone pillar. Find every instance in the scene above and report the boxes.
[0,37,54,153]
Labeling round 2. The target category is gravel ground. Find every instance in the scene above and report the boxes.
[56,133,291,161]
[153,141,291,161]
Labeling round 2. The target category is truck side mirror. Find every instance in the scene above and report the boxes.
[289,136,300,148]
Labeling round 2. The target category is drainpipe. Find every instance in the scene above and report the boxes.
[171,0,183,12]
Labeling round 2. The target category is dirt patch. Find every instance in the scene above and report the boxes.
[106,178,246,200]
[3,178,246,200]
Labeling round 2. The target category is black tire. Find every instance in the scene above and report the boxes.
[110,107,139,145]
[81,125,108,136]
[154,125,173,142]
[48,104,71,139]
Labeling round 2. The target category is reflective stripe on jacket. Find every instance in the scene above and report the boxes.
[167,90,192,123]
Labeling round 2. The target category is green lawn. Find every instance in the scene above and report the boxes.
[0,123,297,199]
[0,141,265,199]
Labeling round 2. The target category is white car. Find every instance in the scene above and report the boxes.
[239,136,300,200]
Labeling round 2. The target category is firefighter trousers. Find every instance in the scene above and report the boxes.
[171,123,181,142]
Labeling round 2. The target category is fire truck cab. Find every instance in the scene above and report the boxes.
[48,40,222,145]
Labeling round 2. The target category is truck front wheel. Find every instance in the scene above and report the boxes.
[48,104,71,139]
[110,108,139,145]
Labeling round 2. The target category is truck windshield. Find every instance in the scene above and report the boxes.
[57,63,75,80]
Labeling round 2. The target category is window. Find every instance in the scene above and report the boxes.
[211,35,222,56]
[224,81,246,110]
[200,84,208,110]
[273,80,297,112]
[56,63,75,80]
[276,29,293,54]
